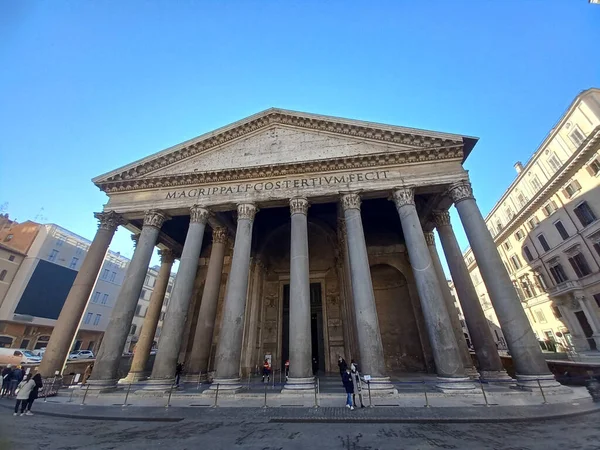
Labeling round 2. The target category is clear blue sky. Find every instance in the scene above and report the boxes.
[1,1,599,270]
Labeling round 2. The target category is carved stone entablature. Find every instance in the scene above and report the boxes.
[340,192,361,211]
[447,180,474,204]
[143,209,170,230]
[94,211,125,232]
[587,230,600,244]
[190,205,210,224]
[96,110,464,193]
[158,248,175,264]
[423,231,435,246]
[212,227,228,244]
[289,197,309,216]
[237,203,257,221]
[563,243,582,257]
[391,186,415,208]
[546,256,561,266]
[432,210,451,228]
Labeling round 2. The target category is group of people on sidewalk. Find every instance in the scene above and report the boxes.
[1,365,43,416]
[338,356,365,410]
[2,364,24,398]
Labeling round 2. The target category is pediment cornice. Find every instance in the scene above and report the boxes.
[94,108,476,193]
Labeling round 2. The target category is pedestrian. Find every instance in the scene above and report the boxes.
[24,373,43,415]
[175,362,183,387]
[9,365,24,397]
[1,364,13,397]
[350,363,365,408]
[284,360,290,381]
[337,356,347,380]
[342,367,354,410]
[82,363,94,385]
[261,359,271,383]
[14,373,33,416]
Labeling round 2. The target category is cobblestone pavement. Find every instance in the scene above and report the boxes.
[1,407,599,450]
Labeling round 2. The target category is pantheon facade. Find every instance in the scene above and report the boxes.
[38,109,560,392]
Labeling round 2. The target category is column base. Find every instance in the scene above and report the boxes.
[282,377,315,392]
[118,372,148,384]
[136,378,176,392]
[363,377,397,395]
[435,376,477,392]
[465,366,480,379]
[514,374,569,393]
[208,377,243,393]
[479,370,514,385]
[84,379,119,392]
[182,373,207,383]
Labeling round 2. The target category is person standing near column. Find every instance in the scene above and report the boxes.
[88,209,169,389]
[392,187,471,390]
[284,197,314,391]
[448,180,559,389]
[39,211,124,378]
[210,203,257,392]
[148,205,209,386]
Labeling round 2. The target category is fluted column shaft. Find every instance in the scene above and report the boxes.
[392,188,465,379]
[90,210,169,384]
[125,249,175,381]
[39,211,124,378]
[424,231,475,374]
[150,206,210,381]
[285,198,313,388]
[448,181,552,379]
[433,210,507,378]
[341,193,386,379]
[186,227,228,375]
[211,204,257,389]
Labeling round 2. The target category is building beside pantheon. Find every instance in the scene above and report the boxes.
[38,108,562,392]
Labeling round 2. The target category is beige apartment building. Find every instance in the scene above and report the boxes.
[464,88,600,357]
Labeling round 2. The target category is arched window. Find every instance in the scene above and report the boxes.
[0,270,7,281]
[0,336,14,348]
[34,335,50,350]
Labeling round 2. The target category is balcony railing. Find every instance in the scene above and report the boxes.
[548,280,581,297]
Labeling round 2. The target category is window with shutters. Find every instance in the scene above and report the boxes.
[543,201,558,217]
[129,324,137,335]
[547,152,562,172]
[569,127,585,147]
[523,246,534,262]
[535,272,549,291]
[135,305,142,316]
[510,255,522,271]
[535,309,547,324]
[517,193,527,208]
[568,253,591,278]
[521,279,533,298]
[552,306,562,318]
[527,216,540,230]
[554,221,569,240]
[588,157,600,176]
[515,229,525,240]
[564,180,582,198]
[530,175,542,191]
[573,202,597,227]
[537,234,550,252]
[503,241,511,251]
[549,263,568,284]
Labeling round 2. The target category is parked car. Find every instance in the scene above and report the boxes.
[0,348,42,365]
[68,350,95,360]
[31,348,46,357]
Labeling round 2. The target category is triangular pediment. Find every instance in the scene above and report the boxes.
[94,108,477,193]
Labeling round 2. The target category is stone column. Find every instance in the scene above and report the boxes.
[284,197,314,391]
[122,249,175,382]
[186,227,228,377]
[423,231,476,376]
[210,203,257,392]
[448,180,558,388]
[392,187,471,389]
[340,193,393,392]
[38,211,124,378]
[148,206,210,385]
[88,209,169,388]
[432,210,510,381]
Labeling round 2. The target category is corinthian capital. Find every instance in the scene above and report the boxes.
[94,211,125,232]
[432,210,451,228]
[423,231,435,246]
[212,227,228,244]
[289,197,309,216]
[190,205,210,224]
[447,180,474,204]
[158,249,175,265]
[391,187,415,208]
[340,192,361,211]
[237,203,257,221]
[143,210,170,229]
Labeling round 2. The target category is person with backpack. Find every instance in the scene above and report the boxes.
[9,365,23,397]
[261,359,271,383]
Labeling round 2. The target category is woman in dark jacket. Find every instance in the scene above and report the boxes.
[26,373,43,415]
[342,368,354,410]
[337,356,348,380]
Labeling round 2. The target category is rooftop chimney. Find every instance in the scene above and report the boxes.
[514,161,524,174]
